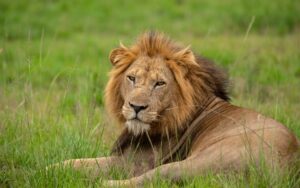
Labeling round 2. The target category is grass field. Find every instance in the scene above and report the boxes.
[1,0,300,187]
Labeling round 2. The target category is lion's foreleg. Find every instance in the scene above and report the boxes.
[48,156,123,177]
[102,147,246,187]
[103,159,197,187]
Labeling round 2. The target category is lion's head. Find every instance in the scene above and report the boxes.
[105,32,229,136]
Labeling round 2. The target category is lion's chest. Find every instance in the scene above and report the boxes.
[121,136,178,176]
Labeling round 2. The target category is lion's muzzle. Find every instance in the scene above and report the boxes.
[129,102,148,114]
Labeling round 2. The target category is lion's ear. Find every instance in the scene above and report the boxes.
[109,43,131,66]
[109,48,126,66]
[172,46,199,76]
[173,46,198,67]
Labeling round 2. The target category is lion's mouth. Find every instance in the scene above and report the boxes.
[125,119,150,136]
[130,116,144,122]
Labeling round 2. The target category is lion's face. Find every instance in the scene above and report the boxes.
[105,32,229,136]
[121,56,177,135]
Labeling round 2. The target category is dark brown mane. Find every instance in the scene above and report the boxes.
[195,55,230,101]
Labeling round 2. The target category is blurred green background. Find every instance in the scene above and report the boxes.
[0,0,300,187]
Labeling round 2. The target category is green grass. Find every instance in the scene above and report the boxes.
[0,0,299,187]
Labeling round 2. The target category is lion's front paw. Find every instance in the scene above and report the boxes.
[102,179,137,187]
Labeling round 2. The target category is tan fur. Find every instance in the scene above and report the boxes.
[56,32,299,187]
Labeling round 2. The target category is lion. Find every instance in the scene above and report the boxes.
[57,32,300,187]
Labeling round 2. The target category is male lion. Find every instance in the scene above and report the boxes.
[58,32,299,186]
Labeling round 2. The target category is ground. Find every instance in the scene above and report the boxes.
[0,0,299,187]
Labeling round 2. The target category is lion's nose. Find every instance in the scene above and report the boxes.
[129,102,148,114]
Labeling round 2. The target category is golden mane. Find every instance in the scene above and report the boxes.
[105,32,229,134]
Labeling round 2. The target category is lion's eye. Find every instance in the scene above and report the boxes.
[155,81,166,88]
[127,75,136,83]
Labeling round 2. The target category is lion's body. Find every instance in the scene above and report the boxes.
[110,98,299,178]
[57,32,299,187]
